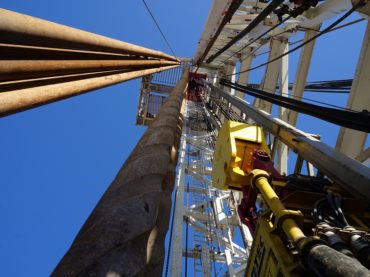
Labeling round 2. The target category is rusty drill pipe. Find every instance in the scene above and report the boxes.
[0,9,179,62]
[0,65,178,117]
[0,59,179,82]
[0,68,135,92]
[52,69,188,276]
[0,43,141,60]
[144,112,184,276]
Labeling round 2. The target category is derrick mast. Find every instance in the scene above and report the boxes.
[1,0,370,276]
[161,0,370,276]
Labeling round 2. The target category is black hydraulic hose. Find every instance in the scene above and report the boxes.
[206,0,284,63]
[247,79,352,94]
[313,196,350,228]
[303,244,370,277]
[327,193,344,227]
[312,198,327,225]
[348,230,370,270]
[220,80,370,133]
[333,195,349,227]
[327,234,355,258]
[358,246,370,270]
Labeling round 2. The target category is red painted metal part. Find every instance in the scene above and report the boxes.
[237,150,286,234]
[187,72,207,102]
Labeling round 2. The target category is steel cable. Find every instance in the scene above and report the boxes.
[221,15,293,64]
[226,1,366,77]
[220,79,370,132]
[207,0,285,63]
[142,0,177,57]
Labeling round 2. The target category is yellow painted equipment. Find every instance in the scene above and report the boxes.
[212,120,370,276]
[212,121,308,276]
[246,211,302,277]
[212,121,269,190]
[246,170,305,277]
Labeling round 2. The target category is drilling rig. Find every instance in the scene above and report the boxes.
[136,0,370,276]
[1,0,370,276]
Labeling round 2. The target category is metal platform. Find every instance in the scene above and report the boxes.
[136,65,185,126]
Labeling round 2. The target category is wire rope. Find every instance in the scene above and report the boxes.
[226,1,366,77]
[220,79,370,132]
[221,15,293,64]
[142,0,177,57]
[244,82,353,110]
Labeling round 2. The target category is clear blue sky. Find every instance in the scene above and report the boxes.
[0,1,211,275]
[0,1,367,276]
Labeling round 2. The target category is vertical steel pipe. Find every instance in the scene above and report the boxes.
[0,60,178,77]
[52,69,188,276]
[0,65,178,117]
[0,9,181,116]
[0,60,179,83]
[0,9,179,62]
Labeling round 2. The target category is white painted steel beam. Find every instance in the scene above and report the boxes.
[277,41,289,175]
[185,210,239,226]
[236,51,253,99]
[193,0,232,64]
[201,244,212,277]
[299,0,352,29]
[287,28,319,126]
[255,38,283,112]
[185,186,208,194]
[355,147,370,163]
[225,249,236,277]
[169,134,187,276]
[230,64,237,95]
[187,215,246,256]
[336,21,370,158]
[241,1,268,10]
[195,0,357,70]
[178,99,249,276]
[234,262,248,277]
[183,249,245,264]
[216,231,247,257]
[214,196,227,224]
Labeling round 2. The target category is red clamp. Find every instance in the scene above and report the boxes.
[237,150,286,234]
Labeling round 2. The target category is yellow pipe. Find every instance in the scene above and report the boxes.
[282,218,305,242]
[253,171,305,243]
[255,175,286,213]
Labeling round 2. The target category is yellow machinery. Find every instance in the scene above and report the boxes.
[212,120,269,191]
[212,120,370,277]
